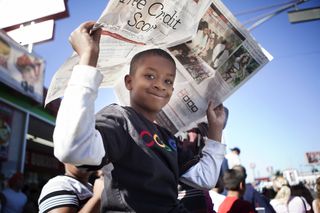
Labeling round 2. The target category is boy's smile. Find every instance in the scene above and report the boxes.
[125,54,176,121]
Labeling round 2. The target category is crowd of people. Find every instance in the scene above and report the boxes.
[0,153,319,212]
[0,21,319,213]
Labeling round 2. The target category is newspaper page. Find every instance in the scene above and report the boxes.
[113,1,272,134]
[45,0,212,105]
[156,2,273,133]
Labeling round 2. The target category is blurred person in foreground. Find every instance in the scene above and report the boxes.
[218,165,255,213]
[38,163,104,213]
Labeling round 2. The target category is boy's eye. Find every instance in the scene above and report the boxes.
[165,79,173,85]
[145,74,155,80]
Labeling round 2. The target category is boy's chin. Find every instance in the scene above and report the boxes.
[147,105,166,114]
[149,106,164,114]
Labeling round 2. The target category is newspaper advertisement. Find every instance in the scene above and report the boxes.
[45,0,272,134]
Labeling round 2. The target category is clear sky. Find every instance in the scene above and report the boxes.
[32,0,320,182]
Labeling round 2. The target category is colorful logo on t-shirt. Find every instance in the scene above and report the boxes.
[139,130,177,152]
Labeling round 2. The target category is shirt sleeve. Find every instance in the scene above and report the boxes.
[53,65,106,166]
[179,139,226,189]
[38,186,80,213]
[38,177,92,213]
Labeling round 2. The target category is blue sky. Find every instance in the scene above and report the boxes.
[33,0,320,181]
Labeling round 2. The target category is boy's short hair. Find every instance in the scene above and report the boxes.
[223,165,247,191]
[129,48,176,74]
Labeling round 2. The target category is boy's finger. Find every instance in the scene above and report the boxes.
[92,27,102,42]
[79,21,96,33]
[214,103,224,111]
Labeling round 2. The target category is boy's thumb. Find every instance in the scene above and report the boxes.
[92,27,102,42]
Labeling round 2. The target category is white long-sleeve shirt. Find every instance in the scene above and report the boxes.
[53,65,226,189]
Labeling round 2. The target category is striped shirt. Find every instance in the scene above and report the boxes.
[38,175,93,213]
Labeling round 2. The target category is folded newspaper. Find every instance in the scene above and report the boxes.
[46,0,273,134]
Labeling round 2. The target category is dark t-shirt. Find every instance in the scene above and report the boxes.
[95,104,193,213]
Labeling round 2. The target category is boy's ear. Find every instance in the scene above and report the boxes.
[124,74,132,90]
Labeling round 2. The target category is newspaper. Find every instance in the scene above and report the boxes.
[45,0,272,134]
[45,0,212,104]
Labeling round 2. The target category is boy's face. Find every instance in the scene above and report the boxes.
[125,55,176,119]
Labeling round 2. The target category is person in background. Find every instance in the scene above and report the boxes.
[313,177,320,213]
[225,147,241,170]
[178,122,218,213]
[291,181,314,212]
[270,176,311,213]
[178,107,229,213]
[53,21,227,212]
[0,172,27,213]
[243,179,276,213]
[38,163,104,213]
[219,154,275,212]
[218,165,255,213]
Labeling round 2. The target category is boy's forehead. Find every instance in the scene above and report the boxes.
[137,55,176,72]
[139,54,173,63]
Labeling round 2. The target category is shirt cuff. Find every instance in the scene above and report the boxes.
[68,65,103,91]
[203,138,226,156]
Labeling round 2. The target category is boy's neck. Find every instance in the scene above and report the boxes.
[130,105,157,122]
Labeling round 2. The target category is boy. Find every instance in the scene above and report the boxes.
[54,21,227,212]
[218,165,255,213]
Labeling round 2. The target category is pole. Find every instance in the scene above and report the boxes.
[240,0,309,31]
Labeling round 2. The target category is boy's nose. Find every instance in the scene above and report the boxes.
[153,80,166,91]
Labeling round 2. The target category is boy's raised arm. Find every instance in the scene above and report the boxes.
[53,21,105,166]
[180,102,227,189]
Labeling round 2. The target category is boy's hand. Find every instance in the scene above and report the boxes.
[206,101,226,142]
[69,21,102,67]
